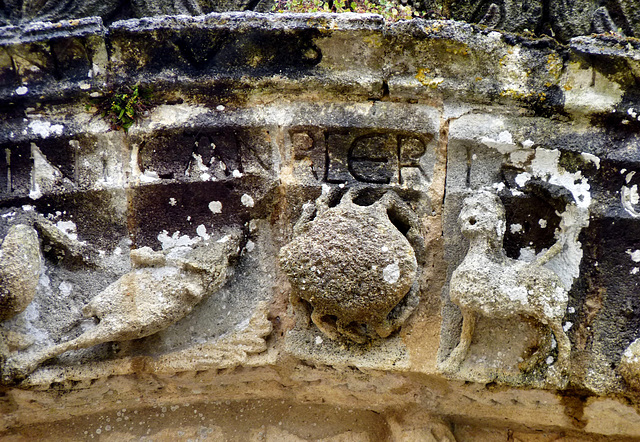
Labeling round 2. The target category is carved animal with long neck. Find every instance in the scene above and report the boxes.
[440,191,571,374]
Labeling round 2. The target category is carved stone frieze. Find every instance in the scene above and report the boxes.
[1,12,640,441]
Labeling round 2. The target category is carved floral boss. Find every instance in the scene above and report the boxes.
[280,188,426,343]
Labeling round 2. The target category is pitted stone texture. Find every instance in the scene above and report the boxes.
[0,225,40,321]
[440,191,571,378]
[280,188,424,343]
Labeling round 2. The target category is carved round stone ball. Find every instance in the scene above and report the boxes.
[0,225,41,321]
[279,192,419,342]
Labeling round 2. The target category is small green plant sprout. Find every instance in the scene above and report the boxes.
[272,0,422,21]
[98,85,152,132]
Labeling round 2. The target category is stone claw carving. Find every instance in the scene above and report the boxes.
[439,191,571,375]
[2,228,243,384]
[280,187,426,343]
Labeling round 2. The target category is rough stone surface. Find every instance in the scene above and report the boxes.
[280,188,425,343]
[0,224,40,321]
[0,11,640,441]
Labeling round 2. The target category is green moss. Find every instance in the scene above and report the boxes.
[95,85,153,132]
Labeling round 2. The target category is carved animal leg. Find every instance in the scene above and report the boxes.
[3,322,114,383]
[440,309,477,374]
[337,319,367,344]
[310,308,341,342]
[375,281,421,338]
[549,321,571,372]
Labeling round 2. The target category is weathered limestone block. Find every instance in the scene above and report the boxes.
[280,188,426,343]
[0,18,108,102]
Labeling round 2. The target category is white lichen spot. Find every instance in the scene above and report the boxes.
[492,182,505,192]
[208,201,222,214]
[510,223,523,234]
[515,172,531,187]
[481,130,517,154]
[169,198,177,206]
[530,148,591,209]
[382,261,400,284]
[381,246,389,252]
[502,285,528,303]
[55,220,78,241]
[631,267,639,275]
[59,281,73,297]
[28,120,64,138]
[196,224,209,240]
[241,194,254,208]
[157,230,199,250]
[245,240,255,252]
[522,139,535,149]
[568,307,575,314]
[518,246,537,262]
[216,105,225,111]
[563,322,573,332]
[217,235,230,244]
[315,336,323,345]
[628,108,638,119]
[626,249,640,262]
[79,82,91,90]
[15,86,28,95]
[581,153,600,169]
[321,184,331,195]
[538,219,547,228]
[140,170,160,183]
[546,356,554,365]
[621,184,640,218]
[232,169,243,178]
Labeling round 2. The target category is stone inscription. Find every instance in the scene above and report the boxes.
[289,128,430,186]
